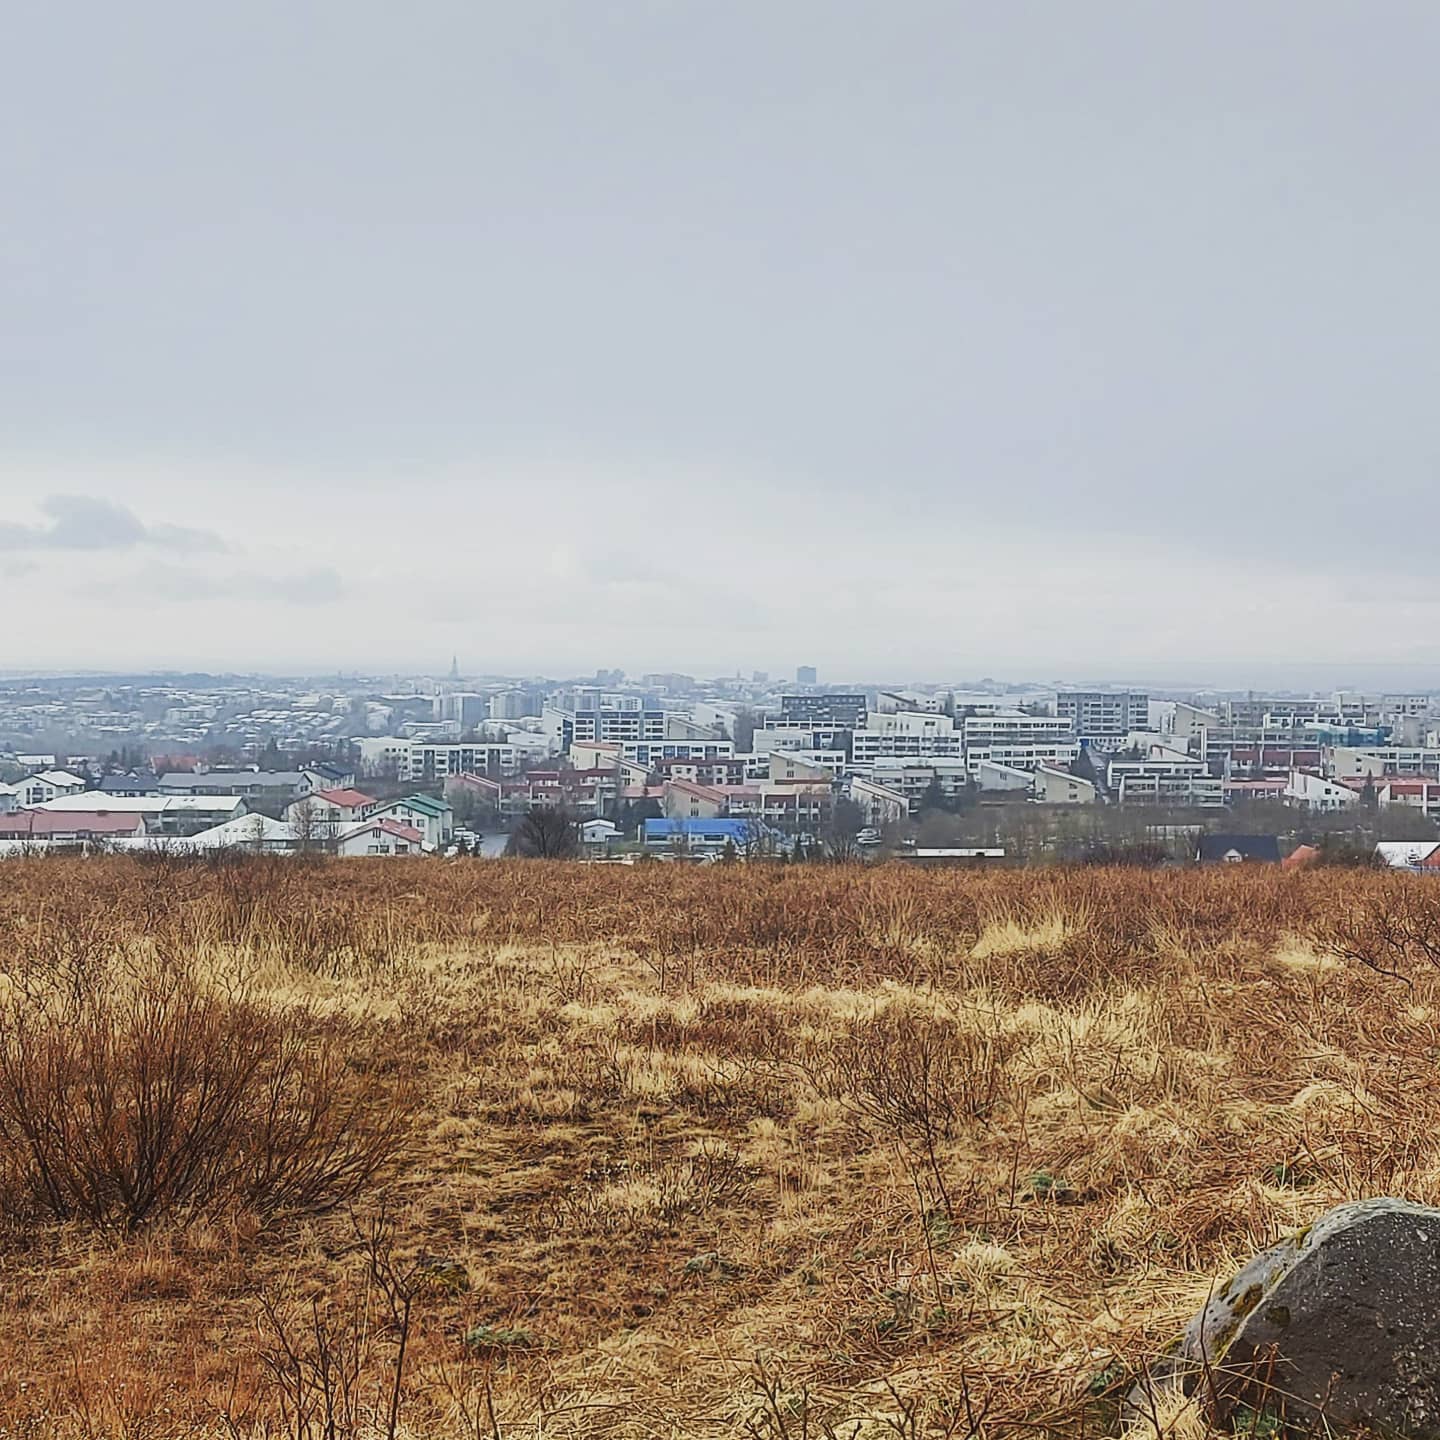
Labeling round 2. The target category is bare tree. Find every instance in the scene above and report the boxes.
[824,797,865,863]
[506,807,580,859]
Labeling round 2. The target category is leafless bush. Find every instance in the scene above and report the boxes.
[229,1212,418,1440]
[0,964,409,1231]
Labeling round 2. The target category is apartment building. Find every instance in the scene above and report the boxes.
[851,712,963,764]
[619,739,736,769]
[1056,690,1149,740]
[963,712,1076,750]
[867,757,973,808]
[1326,746,1440,781]
[963,740,1080,777]
[779,693,868,727]
[753,724,853,756]
[1107,753,1224,807]
[404,742,519,782]
[543,698,665,751]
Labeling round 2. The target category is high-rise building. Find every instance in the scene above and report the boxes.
[1055,690,1149,739]
[796,665,818,687]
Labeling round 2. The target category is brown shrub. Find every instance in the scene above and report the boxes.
[0,963,409,1232]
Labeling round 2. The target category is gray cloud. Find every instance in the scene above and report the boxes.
[0,495,226,554]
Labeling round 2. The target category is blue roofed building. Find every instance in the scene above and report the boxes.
[642,817,775,853]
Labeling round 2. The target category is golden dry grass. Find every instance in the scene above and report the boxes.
[0,857,1435,1437]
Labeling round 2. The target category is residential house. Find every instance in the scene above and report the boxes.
[617,739,736,769]
[370,794,453,851]
[159,769,312,804]
[0,782,17,815]
[1196,834,1282,864]
[580,818,619,851]
[1375,841,1440,870]
[302,761,357,791]
[17,770,87,807]
[973,760,1034,794]
[663,778,728,820]
[284,787,378,838]
[1032,765,1096,805]
[652,755,752,787]
[849,776,908,829]
[336,818,426,857]
[1284,770,1360,813]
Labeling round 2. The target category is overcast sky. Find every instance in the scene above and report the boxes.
[6,2,1440,685]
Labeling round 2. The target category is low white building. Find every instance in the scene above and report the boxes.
[580,818,619,849]
[1284,770,1360,813]
[849,776,908,828]
[34,791,249,834]
[1033,765,1096,805]
[973,760,1034,793]
[336,818,426,856]
[187,814,300,852]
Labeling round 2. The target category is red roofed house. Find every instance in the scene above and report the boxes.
[0,811,147,844]
[284,787,378,837]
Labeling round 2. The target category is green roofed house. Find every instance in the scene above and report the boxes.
[370,793,453,852]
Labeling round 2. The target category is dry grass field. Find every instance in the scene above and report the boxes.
[0,855,1437,1438]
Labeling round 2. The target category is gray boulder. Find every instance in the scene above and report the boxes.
[1129,1198,1440,1434]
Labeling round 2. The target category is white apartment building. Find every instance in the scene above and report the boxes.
[355,737,414,774]
[962,713,1075,748]
[1325,746,1440,781]
[1056,690,1150,739]
[1115,772,1225,807]
[851,711,963,763]
[752,724,853,755]
[867,757,973,806]
[964,741,1079,777]
[543,701,665,751]
[1107,753,1223,807]
[404,742,520,782]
